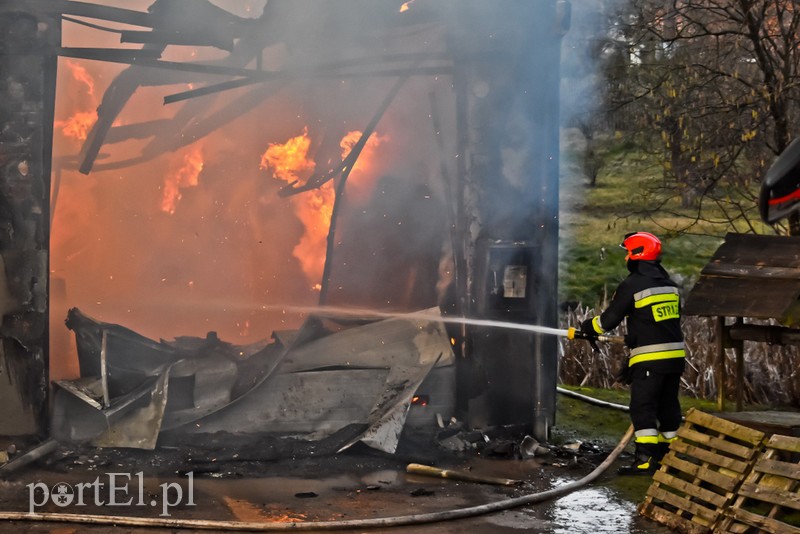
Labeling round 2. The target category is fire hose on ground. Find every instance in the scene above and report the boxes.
[0,426,634,531]
[0,325,635,530]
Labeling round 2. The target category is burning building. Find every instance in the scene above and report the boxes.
[0,1,567,449]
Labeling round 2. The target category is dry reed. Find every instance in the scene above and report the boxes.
[559,307,800,408]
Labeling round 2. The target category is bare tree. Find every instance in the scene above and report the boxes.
[607,0,800,234]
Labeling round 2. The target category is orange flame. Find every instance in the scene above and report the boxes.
[260,128,386,286]
[339,130,386,201]
[259,126,316,182]
[161,145,204,214]
[55,111,98,140]
[400,0,415,13]
[66,59,95,95]
[260,128,328,284]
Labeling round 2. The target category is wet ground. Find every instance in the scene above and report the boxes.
[0,433,676,533]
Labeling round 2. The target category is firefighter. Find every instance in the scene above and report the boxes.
[580,231,685,475]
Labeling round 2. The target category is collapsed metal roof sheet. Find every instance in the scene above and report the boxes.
[683,232,800,325]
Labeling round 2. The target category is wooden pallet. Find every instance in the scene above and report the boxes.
[638,408,766,533]
[715,434,800,533]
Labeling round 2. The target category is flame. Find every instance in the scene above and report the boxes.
[259,128,387,284]
[55,111,98,140]
[161,145,204,214]
[339,130,386,201]
[260,126,316,182]
[399,0,415,13]
[260,128,329,283]
[66,59,95,95]
[53,60,99,141]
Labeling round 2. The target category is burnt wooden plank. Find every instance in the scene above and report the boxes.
[638,503,712,534]
[11,0,153,27]
[683,277,798,319]
[683,234,800,321]
[701,264,800,280]
[707,233,800,268]
[754,457,800,480]
[723,507,800,534]
[642,485,718,524]
[58,47,162,62]
[717,436,800,534]
[736,482,800,511]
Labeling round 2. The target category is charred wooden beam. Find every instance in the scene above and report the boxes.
[58,46,162,62]
[15,0,153,28]
[317,70,413,304]
[728,323,800,345]
[163,68,451,105]
[701,263,800,280]
[136,58,453,81]
[163,77,253,104]
[120,30,234,51]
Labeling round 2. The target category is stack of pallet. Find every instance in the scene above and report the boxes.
[716,433,800,533]
[639,407,800,533]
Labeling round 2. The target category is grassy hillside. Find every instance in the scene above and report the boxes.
[556,130,800,408]
[558,129,766,306]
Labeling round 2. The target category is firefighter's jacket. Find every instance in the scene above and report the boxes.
[590,260,685,372]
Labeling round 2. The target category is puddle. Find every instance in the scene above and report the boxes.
[545,478,674,534]
[549,484,637,532]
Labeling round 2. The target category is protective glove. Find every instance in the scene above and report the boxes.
[580,318,599,341]
[615,363,633,385]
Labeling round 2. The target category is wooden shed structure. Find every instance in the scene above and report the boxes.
[684,232,800,413]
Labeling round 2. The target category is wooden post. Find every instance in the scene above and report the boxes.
[715,316,727,411]
[733,318,745,412]
[100,330,110,408]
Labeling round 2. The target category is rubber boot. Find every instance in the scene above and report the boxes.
[617,442,659,476]
[654,442,671,463]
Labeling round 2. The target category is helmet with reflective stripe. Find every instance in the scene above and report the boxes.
[620,232,662,261]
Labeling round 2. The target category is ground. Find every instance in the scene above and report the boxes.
[0,394,677,533]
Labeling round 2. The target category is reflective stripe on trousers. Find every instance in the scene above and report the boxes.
[628,342,686,366]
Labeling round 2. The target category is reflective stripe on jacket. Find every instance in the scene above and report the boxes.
[595,260,685,371]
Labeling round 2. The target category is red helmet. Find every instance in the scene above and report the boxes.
[620,232,662,261]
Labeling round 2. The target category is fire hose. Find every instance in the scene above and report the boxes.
[0,425,634,531]
[0,326,633,530]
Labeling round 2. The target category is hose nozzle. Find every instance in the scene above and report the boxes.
[566,326,625,353]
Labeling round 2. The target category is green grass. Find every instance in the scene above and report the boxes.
[553,384,726,447]
[558,132,761,305]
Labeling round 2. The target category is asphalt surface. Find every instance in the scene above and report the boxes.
[0,435,676,533]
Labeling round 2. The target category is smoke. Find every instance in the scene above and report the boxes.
[50,0,456,380]
[556,0,627,259]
